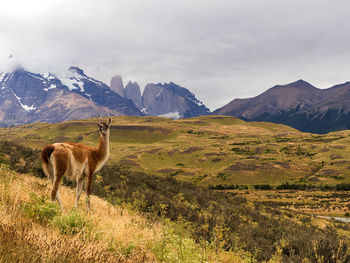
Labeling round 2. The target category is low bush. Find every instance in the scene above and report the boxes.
[254,184,273,190]
[51,208,94,237]
[22,193,61,224]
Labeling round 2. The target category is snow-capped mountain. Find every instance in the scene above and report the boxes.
[0,67,141,126]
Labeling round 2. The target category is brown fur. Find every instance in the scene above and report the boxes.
[41,118,111,210]
[41,145,54,163]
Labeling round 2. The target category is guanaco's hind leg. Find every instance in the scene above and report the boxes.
[51,174,64,208]
[85,175,93,211]
[75,177,85,207]
[51,152,68,208]
[42,162,54,197]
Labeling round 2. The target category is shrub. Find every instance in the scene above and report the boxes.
[22,193,61,224]
[0,140,44,177]
[51,208,94,236]
[254,184,273,190]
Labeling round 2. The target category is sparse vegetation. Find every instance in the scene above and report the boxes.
[3,115,350,262]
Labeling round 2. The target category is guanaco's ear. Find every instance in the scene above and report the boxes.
[98,117,102,124]
[108,118,112,126]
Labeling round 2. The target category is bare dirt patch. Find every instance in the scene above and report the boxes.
[317,169,340,176]
[329,144,346,149]
[118,159,142,168]
[145,148,162,154]
[330,154,343,160]
[124,154,138,159]
[167,149,178,156]
[157,168,177,174]
[225,162,270,171]
[204,152,228,157]
[111,125,172,135]
[181,147,204,154]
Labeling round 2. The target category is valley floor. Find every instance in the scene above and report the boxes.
[232,189,350,218]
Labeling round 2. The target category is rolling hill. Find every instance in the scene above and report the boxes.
[2,115,350,187]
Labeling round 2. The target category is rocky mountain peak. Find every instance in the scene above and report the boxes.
[68,66,86,77]
[125,81,142,108]
[110,75,125,97]
[141,82,210,118]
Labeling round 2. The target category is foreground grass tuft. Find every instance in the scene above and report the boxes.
[22,193,61,224]
[51,208,94,236]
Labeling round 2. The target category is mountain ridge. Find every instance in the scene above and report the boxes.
[0,67,210,126]
[214,79,350,133]
[110,76,210,119]
[0,67,140,126]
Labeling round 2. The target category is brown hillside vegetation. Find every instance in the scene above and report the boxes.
[2,116,350,261]
[0,140,350,262]
[0,163,249,262]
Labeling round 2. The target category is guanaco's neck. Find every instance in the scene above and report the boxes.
[96,132,110,161]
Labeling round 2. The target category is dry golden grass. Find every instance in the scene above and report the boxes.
[0,165,250,263]
[0,166,158,262]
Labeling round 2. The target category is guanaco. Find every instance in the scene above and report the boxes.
[41,118,111,210]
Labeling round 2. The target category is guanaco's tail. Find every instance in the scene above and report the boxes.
[41,145,55,163]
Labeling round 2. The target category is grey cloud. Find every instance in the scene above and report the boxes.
[1,0,350,110]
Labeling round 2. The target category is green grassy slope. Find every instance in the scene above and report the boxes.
[2,115,350,187]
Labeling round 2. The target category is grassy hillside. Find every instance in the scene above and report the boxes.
[0,162,248,263]
[0,136,350,262]
[2,115,350,187]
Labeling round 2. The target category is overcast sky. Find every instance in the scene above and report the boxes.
[1,0,350,110]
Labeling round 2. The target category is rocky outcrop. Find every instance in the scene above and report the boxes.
[141,82,210,118]
[125,81,142,109]
[109,75,211,119]
[110,75,125,97]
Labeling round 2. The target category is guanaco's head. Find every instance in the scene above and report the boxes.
[98,118,112,135]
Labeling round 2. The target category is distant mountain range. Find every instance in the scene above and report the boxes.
[214,79,350,134]
[0,67,209,126]
[4,66,350,134]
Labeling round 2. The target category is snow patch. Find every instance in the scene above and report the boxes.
[185,93,204,106]
[43,84,56,92]
[85,93,92,101]
[0,72,6,82]
[43,73,56,80]
[141,107,148,114]
[11,89,36,112]
[60,77,85,92]
[194,100,204,106]
[58,69,86,92]
[1,73,11,90]
[22,104,36,112]
[158,112,182,120]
